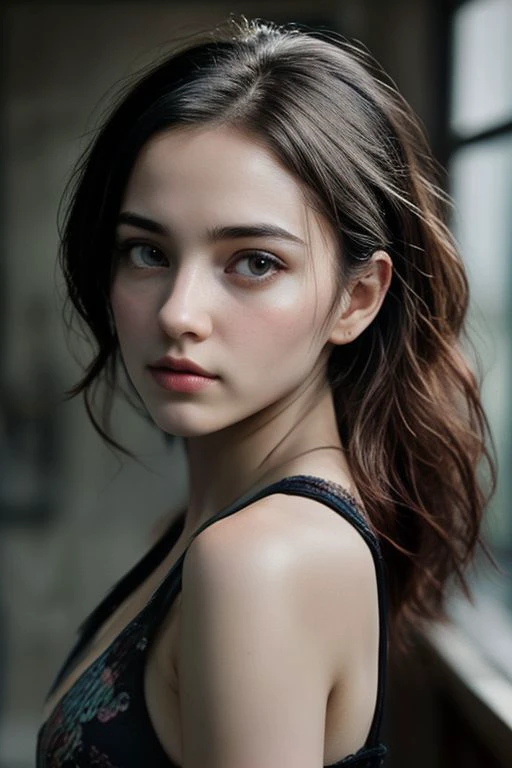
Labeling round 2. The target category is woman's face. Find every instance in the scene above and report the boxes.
[110,124,343,437]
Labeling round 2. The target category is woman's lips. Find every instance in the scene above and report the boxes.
[150,356,215,377]
[148,366,218,393]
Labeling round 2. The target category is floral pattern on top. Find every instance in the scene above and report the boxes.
[39,617,148,768]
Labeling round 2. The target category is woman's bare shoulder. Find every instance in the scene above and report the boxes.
[195,489,376,576]
[184,490,379,653]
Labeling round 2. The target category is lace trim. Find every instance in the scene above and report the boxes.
[292,474,368,522]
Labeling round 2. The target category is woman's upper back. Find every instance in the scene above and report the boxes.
[37,475,387,767]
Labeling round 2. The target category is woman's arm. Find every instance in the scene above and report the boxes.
[177,497,378,768]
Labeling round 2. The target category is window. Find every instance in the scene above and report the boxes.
[448,0,512,664]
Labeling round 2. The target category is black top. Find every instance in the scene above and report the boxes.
[37,475,388,767]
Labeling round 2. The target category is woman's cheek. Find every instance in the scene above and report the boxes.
[110,282,150,339]
[229,296,318,362]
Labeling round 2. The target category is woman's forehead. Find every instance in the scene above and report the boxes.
[121,124,338,256]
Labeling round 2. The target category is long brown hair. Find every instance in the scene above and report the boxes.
[59,18,496,645]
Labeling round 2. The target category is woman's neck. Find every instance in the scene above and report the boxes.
[180,382,350,539]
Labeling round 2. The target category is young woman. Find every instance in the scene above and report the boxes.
[37,18,494,768]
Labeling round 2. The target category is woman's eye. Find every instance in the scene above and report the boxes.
[231,252,283,281]
[117,243,168,268]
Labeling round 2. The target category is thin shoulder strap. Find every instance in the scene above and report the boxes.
[154,474,388,748]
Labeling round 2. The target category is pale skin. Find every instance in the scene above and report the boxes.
[43,124,392,767]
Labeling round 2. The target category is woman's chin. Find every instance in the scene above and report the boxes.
[150,411,225,439]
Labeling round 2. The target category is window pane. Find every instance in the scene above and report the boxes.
[451,0,512,136]
[449,135,512,552]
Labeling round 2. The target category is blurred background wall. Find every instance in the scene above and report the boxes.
[0,2,511,767]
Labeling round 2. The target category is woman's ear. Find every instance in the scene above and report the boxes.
[328,250,392,344]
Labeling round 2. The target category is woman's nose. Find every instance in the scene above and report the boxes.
[157,263,213,341]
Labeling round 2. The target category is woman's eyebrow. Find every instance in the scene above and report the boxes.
[117,212,305,245]
[117,212,167,234]
[207,224,305,245]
